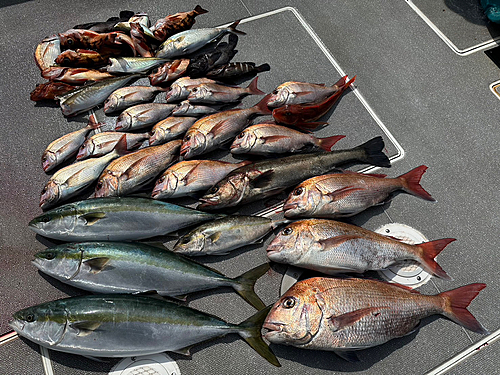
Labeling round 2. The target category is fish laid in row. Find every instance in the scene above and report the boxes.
[94,140,181,198]
[174,215,287,256]
[10,294,280,366]
[266,219,454,279]
[187,76,265,104]
[199,136,391,210]
[33,242,269,309]
[77,131,149,160]
[283,165,435,218]
[104,85,168,114]
[107,56,169,74]
[264,277,487,361]
[42,67,115,85]
[171,100,220,117]
[230,122,345,156]
[115,103,176,131]
[40,136,127,210]
[149,116,198,146]
[152,159,250,199]
[29,197,222,241]
[165,77,217,102]
[180,94,272,159]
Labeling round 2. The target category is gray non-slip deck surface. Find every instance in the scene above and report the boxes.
[0,1,498,374]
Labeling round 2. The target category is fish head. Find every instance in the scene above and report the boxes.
[267,87,289,108]
[103,94,119,114]
[180,130,207,159]
[39,181,61,210]
[266,221,315,264]
[10,300,68,346]
[149,127,167,146]
[264,282,324,346]
[41,150,58,172]
[54,50,79,66]
[32,243,82,280]
[230,129,257,154]
[199,173,247,209]
[187,85,211,103]
[115,112,132,130]
[283,183,322,218]
[173,230,206,255]
[76,138,95,160]
[94,171,120,198]
[151,170,177,199]
[29,203,78,237]
[272,105,302,125]
[165,84,183,102]
[172,101,191,116]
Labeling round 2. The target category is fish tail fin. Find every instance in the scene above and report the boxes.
[417,238,455,280]
[253,93,273,115]
[398,165,436,202]
[231,263,269,310]
[246,76,265,96]
[237,306,281,367]
[439,283,489,334]
[194,5,209,14]
[256,63,271,72]
[355,136,391,167]
[88,111,103,130]
[318,135,346,151]
[227,20,247,35]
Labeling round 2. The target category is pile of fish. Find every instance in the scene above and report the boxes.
[10,4,487,371]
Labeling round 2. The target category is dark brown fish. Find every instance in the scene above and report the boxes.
[58,29,136,57]
[206,62,270,80]
[152,5,209,42]
[30,82,78,102]
[130,22,153,57]
[55,49,109,67]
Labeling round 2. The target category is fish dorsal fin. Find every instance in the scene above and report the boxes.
[71,321,102,336]
[83,257,111,273]
[79,212,106,225]
[328,307,388,332]
[318,235,362,250]
[249,170,274,189]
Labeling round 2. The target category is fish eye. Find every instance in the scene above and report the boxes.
[192,88,197,92]
[293,187,303,196]
[238,132,245,139]
[282,227,293,235]
[282,297,296,309]
[67,39,74,46]
[41,187,47,194]
[63,57,70,64]
[44,252,56,260]
[180,237,191,244]
[284,111,292,117]
[185,135,191,141]
[96,181,103,189]
[208,186,219,194]
[25,314,36,322]
[40,216,51,223]
[272,89,278,94]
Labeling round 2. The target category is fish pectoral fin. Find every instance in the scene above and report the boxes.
[334,350,361,363]
[170,345,194,356]
[83,257,111,273]
[328,307,387,332]
[318,235,362,250]
[180,161,204,185]
[249,170,274,189]
[261,135,289,144]
[325,186,365,201]
[79,212,106,226]
[208,231,222,243]
[293,90,314,96]
[70,321,102,336]
[209,120,231,136]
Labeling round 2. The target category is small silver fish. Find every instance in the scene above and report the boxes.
[173,215,287,256]
[156,20,245,59]
[94,140,181,197]
[58,74,140,117]
[107,57,169,73]
[77,131,149,160]
[152,159,250,199]
[187,76,265,104]
[104,85,167,114]
[149,116,198,146]
[115,103,176,131]
[42,115,101,172]
[40,136,127,209]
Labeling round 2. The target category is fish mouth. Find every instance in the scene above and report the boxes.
[265,245,282,258]
[179,144,190,157]
[8,319,24,333]
[262,322,284,339]
[283,202,298,211]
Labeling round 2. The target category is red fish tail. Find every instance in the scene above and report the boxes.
[399,165,435,202]
[417,238,455,280]
[228,20,247,35]
[246,76,265,96]
[253,94,273,115]
[87,111,103,130]
[318,135,346,151]
[113,134,129,156]
[440,283,488,334]
[194,5,209,14]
